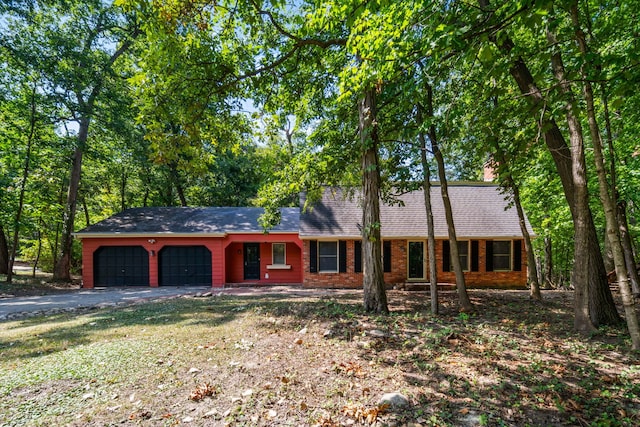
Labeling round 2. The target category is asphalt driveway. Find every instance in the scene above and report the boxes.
[0,285,357,320]
[0,286,211,320]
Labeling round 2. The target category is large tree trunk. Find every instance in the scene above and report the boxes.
[53,117,88,281]
[570,4,639,348]
[417,106,439,314]
[359,88,388,314]
[480,0,619,329]
[0,223,8,276]
[505,53,619,329]
[426,85,473,312]
[547,32,605,333]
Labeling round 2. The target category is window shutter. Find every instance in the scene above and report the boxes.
[339,240,347,273]
[471,240,479,272]
[309,240,317,273]
[486,240,494,272]
[354,241,362,273]
[513,240,522,271]
[383,241,392,273]
[443,240,450,272]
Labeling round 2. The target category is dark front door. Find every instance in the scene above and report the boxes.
[243,243,260,280]
[94,246,149,286]
[159,245,212,286]
[408,241,425,280]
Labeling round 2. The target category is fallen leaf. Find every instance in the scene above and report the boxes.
[189,383,216,401]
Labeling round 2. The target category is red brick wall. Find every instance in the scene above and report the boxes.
[302,238,527,289]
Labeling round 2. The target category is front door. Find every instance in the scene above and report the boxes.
[244,243,260,280]
[408,241,425,280]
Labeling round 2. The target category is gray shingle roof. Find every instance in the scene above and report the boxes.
[300,184,532,239]
[75,207,300,236]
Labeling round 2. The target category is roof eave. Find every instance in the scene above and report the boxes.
[73,232,227,239]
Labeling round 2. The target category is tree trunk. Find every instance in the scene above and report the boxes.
[426,85,473,312]
[512,181,541,300]
[544,236,553,288]
[7,81,37,284]
[601,82,640,296]
[359,88,388,314]
[499,41,619,328]
[547,31,604,332]
[54,117,89,281]
[33,226,42,278]
[570,4,638,348]
[617,201,640,295]
[417,106,439,314]
[0,223,8,276]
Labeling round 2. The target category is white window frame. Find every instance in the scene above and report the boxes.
[492,240,512,271]
[318,241,339,273]
[272,243,286,265]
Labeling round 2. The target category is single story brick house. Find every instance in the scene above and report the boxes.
[300,185,529,288]
[74,183,531,289]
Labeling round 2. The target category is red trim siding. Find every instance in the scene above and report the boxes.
[79,233,302,288]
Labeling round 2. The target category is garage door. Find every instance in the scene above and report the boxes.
[159,246,212,286]
[94,246,149,286]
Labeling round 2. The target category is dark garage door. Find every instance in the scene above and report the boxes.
[159,246,212,286]
[94,246,149,286]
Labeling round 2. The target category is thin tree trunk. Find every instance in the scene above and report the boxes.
[359,88,388,314]
[487,89,541,300]
[32,221,42,278]
[512,181,541,300]
[486,17,619,327]
[417,105,439,314]
[601,83,640,295]
[54,117,88,281]
[0,223,8,276]
[7,82,37,284]
[617,202,640,295]
[170,164,188,207]
[570,4,639,348]
[121,167,127,211]
[544,236,553,288]
[82,197,90,228]
[426,84,473,312]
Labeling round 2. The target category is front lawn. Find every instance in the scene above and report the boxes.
[1,290,638,426]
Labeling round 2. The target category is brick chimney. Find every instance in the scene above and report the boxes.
[483,159,497,182]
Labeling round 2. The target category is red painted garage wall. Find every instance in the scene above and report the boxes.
[79,233,303,288]
[224,240,303,284]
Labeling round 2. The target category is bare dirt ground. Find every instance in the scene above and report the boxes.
[1,285,639,426]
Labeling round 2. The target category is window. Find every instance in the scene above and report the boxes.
[445,240,469,271]
[319,241,338,272]
[272,243,286,265]
[492,240,511,270]
[457,241,469,271]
